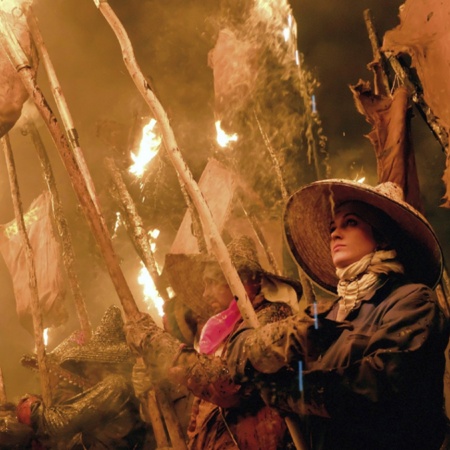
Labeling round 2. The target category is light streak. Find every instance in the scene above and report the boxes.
[298,360,303,392]
[313,302,318,330]
[43,328,49,347]
[311,95,317,114]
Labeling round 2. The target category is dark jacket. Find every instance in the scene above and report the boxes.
[227,276,450,450]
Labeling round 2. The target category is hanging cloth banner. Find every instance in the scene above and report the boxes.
[0,192,67,333]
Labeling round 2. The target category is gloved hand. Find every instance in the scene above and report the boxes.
[124,312,163,357]
[227,313,353,377]
[131,359,153,398]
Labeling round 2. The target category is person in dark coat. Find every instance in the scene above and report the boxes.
[227,179,450,450]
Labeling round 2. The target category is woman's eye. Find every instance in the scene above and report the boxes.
[329,226,336,234]
[346,218,358,227]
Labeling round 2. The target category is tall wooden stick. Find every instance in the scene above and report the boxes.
[93,0,259,328]
[105,156,170,304]
[0,12,140,322]
[1,134,52,406]
[23,119,92,340]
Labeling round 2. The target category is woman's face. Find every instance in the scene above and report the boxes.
[329,203,377,269]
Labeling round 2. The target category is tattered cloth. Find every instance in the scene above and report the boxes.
[382,0,450,206]
[350,83,422,212]
[0,192,68,333]
[0,6,39,138]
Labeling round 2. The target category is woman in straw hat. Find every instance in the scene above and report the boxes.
[227,179,450,450]
[126,235,303,449]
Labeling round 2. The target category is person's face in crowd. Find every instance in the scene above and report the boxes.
[329,203,377,269]
[202,264,234,314]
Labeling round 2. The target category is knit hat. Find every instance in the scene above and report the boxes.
[284,179,443,292]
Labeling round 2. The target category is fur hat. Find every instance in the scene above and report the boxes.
[284,179,443,292]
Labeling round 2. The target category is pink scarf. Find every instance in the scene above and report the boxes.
[198,300,242,355]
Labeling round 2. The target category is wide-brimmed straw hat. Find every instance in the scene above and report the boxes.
[284,179,443,293]
[164,236,303,319]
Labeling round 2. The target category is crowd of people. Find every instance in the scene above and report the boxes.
[1,178,449,449]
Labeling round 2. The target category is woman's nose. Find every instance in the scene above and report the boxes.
[330,228,341,240]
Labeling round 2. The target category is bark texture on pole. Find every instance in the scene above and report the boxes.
[94,0,259,328]
[1,134,52,406]
[24,119,92,340]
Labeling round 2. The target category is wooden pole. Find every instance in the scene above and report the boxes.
[0,11,141,322]
[93,0,259,328]
[105,156,170,304]
[1,134,52,406]
[23,119,92,340]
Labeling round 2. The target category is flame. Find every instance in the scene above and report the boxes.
[137,228,164,317]
[138,264,164,317]
[215,121,238,148]
[356,177,366,184]
[129,118,161,177]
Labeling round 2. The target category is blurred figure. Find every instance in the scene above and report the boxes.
[17,306,151,450]
[126,236,303,449]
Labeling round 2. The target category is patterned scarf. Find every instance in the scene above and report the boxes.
[335,250,404,321]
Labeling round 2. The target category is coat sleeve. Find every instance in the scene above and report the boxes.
[305,284,449,416]
[170,302,294,408]
[226,306,351,382]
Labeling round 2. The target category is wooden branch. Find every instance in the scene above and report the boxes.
[253,109,289,200]
[94,0,259,328]
[105,156,170,305]
[154,387,188,450]
[24,119,92,340]
[1,134,52,406]
[363,9,391,97]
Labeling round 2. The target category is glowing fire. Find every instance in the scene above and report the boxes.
[43,328,49,347]
[137,229,164,317]
[138,264,164,317]
[215,121,238,148]
[356,177,366,183]
[129,118,161,177]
